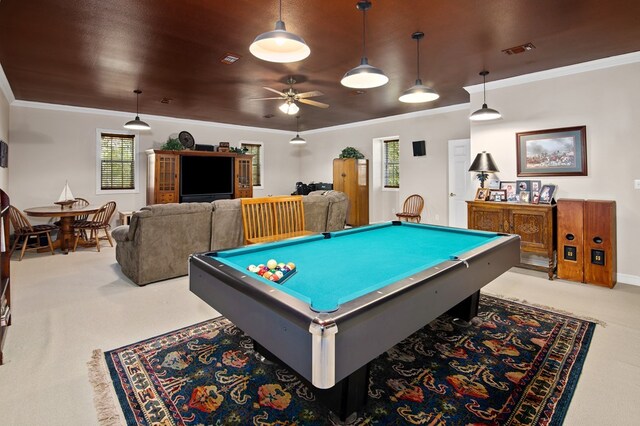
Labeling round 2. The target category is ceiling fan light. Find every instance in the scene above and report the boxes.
[124,116,151,130]
[399,79,439,103]
[290,134,306,144]
[250,21,310,63]
[469,104,502,121]
[341,58,389,89]
[279,101,299,115]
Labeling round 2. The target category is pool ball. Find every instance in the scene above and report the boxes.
[257,268,266,276]
[267,259,278,270]
[269,274,279,282]
[247,264,257,272]
[286,262,296,271]
[274,270,284,279]
[277,263,286,270]
[263,271,272,280]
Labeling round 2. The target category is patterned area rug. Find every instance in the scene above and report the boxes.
[89,295,595,425]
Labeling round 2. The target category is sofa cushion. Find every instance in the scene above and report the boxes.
[307,190,348,231]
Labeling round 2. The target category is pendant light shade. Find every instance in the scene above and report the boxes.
[470,70,501,121]
[399,32,439,103]
[249,0,310,63]
[290,115,306,144]
[341,1,388,89]
[279,100,300,115]
[124,89,150,130]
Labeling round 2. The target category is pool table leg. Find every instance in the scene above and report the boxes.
[253,340,368,421]
[446,290,480,322]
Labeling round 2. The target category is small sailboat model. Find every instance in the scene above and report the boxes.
[54,181,76,208]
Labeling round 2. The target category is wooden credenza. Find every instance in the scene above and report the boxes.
[467,201,557,279]
[146,150,253,205]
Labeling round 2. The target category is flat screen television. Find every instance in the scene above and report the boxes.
[180,155,234,202]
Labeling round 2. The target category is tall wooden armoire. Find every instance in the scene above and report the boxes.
[333,158,369,226]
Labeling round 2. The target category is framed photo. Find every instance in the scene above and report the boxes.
[530,180,542,193]
[489,189,507,202]
[475,188,490,201]
[538,184,557,204]
[516,126,587,177]
[516,180,530,195]
[531,193,540,204]
[519,190,530,203]
[500,181,517,202]
[487,179,500,189]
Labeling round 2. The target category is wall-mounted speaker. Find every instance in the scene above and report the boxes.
[412,140,426,156]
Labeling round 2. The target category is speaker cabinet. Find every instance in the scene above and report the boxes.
[412,140,426,156]
[557,199,585,283]
[584,200,616,288]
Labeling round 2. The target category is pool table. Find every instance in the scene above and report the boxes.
[190,221,520,419]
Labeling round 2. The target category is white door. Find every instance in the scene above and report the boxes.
[448,139,470,228]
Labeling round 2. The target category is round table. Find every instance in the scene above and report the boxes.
[24,204,100,254]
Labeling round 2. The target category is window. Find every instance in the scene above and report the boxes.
[241,142,263,188]
[383,139,400,188]
[96,130,138,194]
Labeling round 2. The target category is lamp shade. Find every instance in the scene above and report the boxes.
[469,104,502,121]
[290,134,306,144]
[468,151,499,172]
[399,79,439,103]
[124,116,150,130]
[279,101,299,115]
[341,57,389,89]
[249,20,310,63]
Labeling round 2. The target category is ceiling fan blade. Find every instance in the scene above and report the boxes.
[250,97,285,101]
[263,87,287,96]
[296,90,324,99]
[299,98,329,108]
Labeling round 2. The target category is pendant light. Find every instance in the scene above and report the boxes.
[123,90,150,130]
[279,99,300,115]
[469,70,502,121]
[249,0,310,63]
[399,32,439,103]
[290,115,306,144]
[341,0,389,89]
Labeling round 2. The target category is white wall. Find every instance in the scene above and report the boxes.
[299,107,470,223]
[470,60,640,283]
[8,104,300,216]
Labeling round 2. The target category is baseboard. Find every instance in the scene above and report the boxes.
[617,273,640,287]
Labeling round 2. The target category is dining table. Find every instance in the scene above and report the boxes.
[24,204,100,254]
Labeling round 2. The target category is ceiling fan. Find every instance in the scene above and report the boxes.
[252,77,329,114]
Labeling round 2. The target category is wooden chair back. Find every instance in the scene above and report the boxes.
[73,197,90,221]
[92,201,117,226]
[8,205,34,233]
[241,196,312,244]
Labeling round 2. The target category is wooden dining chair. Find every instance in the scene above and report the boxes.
[395,194,425,223]
[8,205,58,260]
[72,201,116,252]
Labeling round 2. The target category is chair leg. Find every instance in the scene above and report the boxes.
[9,235,20,258]
[95,230,101,252]
[46,232,55,255]
[73,231,80,252]
[104,228,114,247]
[19,235,29,261]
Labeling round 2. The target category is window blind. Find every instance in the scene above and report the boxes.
[100,133,135,190]
[383,139,400,188]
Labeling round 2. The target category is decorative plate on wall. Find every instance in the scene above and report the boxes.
[178,131,195,150]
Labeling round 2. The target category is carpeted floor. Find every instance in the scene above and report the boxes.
[90,295,595,425]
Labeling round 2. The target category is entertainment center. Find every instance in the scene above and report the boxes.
[146,150,253,205]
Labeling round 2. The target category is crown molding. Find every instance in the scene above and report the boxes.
[464,51,640,94]
[0,62,16,104]
[304,103,470,135]
[10,100,290,135]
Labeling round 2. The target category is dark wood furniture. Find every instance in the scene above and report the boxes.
[395,194,424,223]
[146,150,253,205]
[72,201,117,252]
[8,206,58,260]
[333,158,369,227]
[467,201,557,279]
[557,199,585,282]
[24,204,100,254]
[1,190,10,364]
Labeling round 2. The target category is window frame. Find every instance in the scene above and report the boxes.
[382,139,400,190]
[95,129,140,195]
[240,141,264,189]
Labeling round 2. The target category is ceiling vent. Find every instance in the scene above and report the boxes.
[502,42,535,55]
[220,53,241,64]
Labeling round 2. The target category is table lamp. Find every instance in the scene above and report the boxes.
[469,151,499,188]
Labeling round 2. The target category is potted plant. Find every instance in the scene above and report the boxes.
[339,147,364,159]
[161,137,183,151]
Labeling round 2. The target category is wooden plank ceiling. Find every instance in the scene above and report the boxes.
[0,0,639,131]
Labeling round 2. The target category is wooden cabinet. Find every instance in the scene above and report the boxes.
[146,150,252,205]
[333,158,369,226]
[467,201,556,279]
[233,156,253,199]
[1,189,10,365]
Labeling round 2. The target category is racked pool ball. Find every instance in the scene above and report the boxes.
[263,271,272,280]
[247,264,257,272]
[286,262,296,271]
[274,270,284,279]
[277,263,286,270]
[267,259,278,270]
